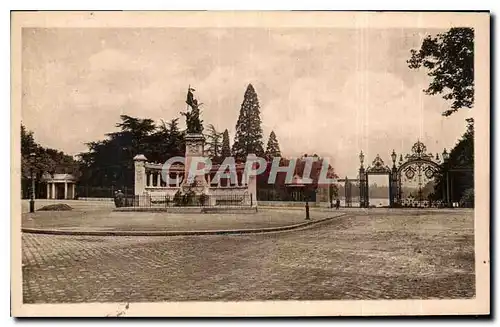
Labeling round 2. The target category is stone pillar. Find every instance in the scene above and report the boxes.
[316,184,328,205]
[390,167,398,207]
[246,153,258,207]
[207,173,211,187]
[51,183,55,199]
[133,154,147,195]
[64,182,68,199]
[46,183,50,199]
[156,172,161,187]
[175,173,180,187]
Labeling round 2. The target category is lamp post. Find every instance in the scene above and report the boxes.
[442,148,451,208]
[29,152,37,213]
[304,188,312,220]
[359,151,366,208]
[390,150,398,207]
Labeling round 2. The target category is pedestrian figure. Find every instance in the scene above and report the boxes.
[115,190,125,208]
[335,198,340,210]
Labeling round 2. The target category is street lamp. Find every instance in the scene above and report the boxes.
[389,150,398,207]
[304,188,314,220]
[29,152,37,213]
[441,148,452,208]
[442,148,449,161]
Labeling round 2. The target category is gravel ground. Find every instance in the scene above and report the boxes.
[22,210,475,303]
[22,207,339,231]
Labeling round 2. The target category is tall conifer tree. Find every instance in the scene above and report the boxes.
[265,130,281,159]
[232,84,264,160]
[221,129,231,159]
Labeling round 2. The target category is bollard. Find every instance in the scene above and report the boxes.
[305,201,310,220]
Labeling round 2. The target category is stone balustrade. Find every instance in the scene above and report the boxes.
[133,154,258,206]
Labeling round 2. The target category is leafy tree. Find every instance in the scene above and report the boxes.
[265,130,281,159]
[408,28,474,116]
[221,129,231,160]
[432,118,474,204]
[204,124,222,162]
[79,115,176,190]
[21,124,79,198]
[116,115,156,140]
[78,114,190,194]
[232,84,265,160]
[161,118,185,159]
[21,124,36,156]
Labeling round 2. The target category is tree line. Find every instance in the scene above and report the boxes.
[21,83,287,197]
[21,27,475,204]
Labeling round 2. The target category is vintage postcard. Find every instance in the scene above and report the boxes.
[11,11,490,316]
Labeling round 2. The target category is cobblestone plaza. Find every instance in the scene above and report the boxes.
[22,208,474,303]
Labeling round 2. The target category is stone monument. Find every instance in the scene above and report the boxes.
[180,87,210,195]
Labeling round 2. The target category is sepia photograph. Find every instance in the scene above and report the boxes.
[10,11,490,316]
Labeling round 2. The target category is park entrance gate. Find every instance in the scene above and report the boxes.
[337,177,359,207]
[344,141,442,208]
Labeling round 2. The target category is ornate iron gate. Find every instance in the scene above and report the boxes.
[357,140,441,208]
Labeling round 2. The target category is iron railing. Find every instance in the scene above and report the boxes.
[116,193,254,208]
[257,188,316,202]
[76,185,133,199]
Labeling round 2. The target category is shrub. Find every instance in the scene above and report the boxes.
[184,190,196,206]
[173,190,183,206]
[460,188,474,208]
[199,193,208,206]
[38,204,73,211]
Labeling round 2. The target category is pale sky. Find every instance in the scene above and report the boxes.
[22,27,472,178]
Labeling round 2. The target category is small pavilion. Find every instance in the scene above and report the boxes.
[42,173,77,200]
[285,174,308,201]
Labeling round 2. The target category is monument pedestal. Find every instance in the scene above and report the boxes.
[181,133,210,196]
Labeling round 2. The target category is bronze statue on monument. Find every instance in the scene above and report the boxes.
[181,86,204,134]
[180,86,210,198]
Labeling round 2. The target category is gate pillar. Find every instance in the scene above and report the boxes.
[359,167,367,208]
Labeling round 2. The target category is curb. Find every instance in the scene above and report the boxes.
[21,213,346,237]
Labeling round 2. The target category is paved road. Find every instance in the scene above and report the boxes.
[22,211,475,303]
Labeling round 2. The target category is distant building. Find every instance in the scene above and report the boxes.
[41,173,77,200]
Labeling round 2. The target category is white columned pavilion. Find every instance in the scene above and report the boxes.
[42,173,77,200]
